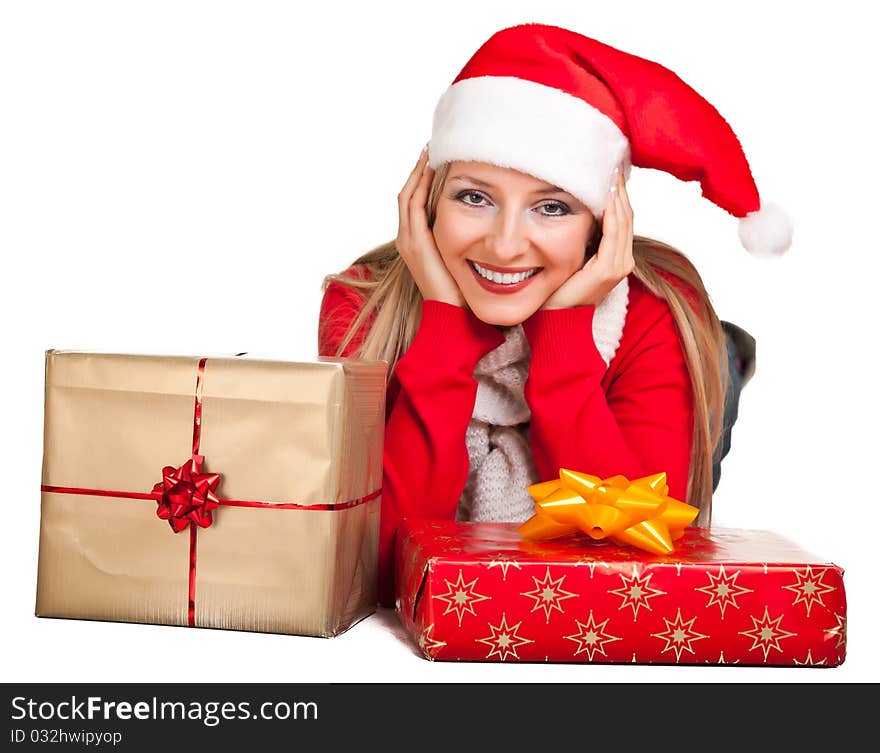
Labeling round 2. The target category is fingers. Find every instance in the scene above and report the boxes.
[602,165,624,239]
[596,165,634,279]
[403,147,429,193]
[616,167,632,217]
[616,169,635,275]
[410,148,434,233]
[397,146,431,249]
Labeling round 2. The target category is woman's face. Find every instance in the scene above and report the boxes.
[432,160,597,327]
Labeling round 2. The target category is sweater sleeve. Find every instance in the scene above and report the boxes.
[379,301,505,606]
[520,300,693,503]
[318,279,505,607]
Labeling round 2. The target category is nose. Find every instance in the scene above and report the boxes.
[485,207,530,262]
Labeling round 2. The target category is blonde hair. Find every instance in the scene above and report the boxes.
[321,161,729,524]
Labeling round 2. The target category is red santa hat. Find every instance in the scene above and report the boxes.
[427,23,792,257]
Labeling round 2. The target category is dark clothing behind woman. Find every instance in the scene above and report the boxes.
[713,321,755,490]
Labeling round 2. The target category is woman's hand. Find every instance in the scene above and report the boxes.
[396,145,467,307]
[540,164,634,310]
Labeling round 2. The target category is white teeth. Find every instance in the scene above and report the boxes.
[472,261,539,284]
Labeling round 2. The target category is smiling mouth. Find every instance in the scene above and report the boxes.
[468,259,543,283]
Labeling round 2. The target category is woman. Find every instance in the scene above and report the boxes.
[319,23,789,607]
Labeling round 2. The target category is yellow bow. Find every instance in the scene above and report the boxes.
[517,469,699,555]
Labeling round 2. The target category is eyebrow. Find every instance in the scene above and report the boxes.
[448,174,570,196]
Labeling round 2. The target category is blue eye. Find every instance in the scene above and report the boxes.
[539,201,570,216]
[454,191,571,217]
[457,190,488,206]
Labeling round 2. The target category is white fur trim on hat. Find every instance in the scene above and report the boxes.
[429,76,630,218]
[737,200,793,256]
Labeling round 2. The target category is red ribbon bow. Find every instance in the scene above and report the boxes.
[153,454,222,533]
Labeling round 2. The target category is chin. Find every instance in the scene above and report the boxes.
[468,300,537,328]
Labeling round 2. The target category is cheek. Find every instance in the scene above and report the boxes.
[431,208,452,253]
[433,207,476,263]
[541,239,589,279]
[527,216,593,271]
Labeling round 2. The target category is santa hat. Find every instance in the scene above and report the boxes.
[427,23,792,257]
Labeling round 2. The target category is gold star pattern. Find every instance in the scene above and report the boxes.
[694,565,754,618]
[520,567,578,623]
[433,569,491,626]
[825,612,847,649]
[476,613,534,661]
[738,606,797,662]
[418,623,447,655]
[486,554,522,581]
[705,651,739,665]
[651,608,710,662]
[793,649,826,667]
[608,565,666,620]
[564,610,621,662]
[574,556,612,578]
[782,566,836,617]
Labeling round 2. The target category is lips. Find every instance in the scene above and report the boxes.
[468,260,542,295]
[470,260,542,274]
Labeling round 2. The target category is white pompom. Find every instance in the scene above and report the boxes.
[737,201,793,256]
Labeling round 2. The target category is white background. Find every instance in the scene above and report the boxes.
[2,0,877,683]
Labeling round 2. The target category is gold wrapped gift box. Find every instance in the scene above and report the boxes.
[36,350,386,637]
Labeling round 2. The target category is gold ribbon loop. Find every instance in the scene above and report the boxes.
[518,468,699,555]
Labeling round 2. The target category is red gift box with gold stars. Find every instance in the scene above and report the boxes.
[395,520,846,666]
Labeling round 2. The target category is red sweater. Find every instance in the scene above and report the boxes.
[318,267,694,607]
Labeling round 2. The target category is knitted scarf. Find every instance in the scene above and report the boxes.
[456,277,630,522]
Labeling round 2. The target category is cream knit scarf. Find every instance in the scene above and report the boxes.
[456,278,631,523]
